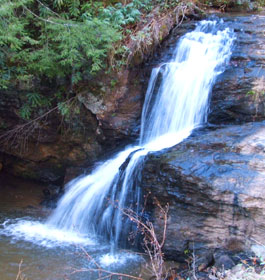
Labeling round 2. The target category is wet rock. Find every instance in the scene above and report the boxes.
[196,249,214,271]
[214,251,235,270]
[80,69,144,144]
[0,72,143,183]
[0,42,150,183]
[1,13,264,188]
[64,167,87,184]
[209,14,265,124]
[144,14,265,126]
[41,184,62,208]
[78,92,106,115]
[26,205,37,209]
[142,121,265,260]
[196,271,212,280]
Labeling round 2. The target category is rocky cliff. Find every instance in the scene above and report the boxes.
[209,14,265,124]
[143,121,265,259]
[141,12,265,262]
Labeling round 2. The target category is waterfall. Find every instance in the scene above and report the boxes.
[46,19,234,248]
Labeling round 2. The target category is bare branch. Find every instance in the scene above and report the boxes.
[69,255,144,280]
[15,259,28,280]
[36,0,61,18]
[117,199,168,280]
[0,96,76,154]
[23,6,75,27]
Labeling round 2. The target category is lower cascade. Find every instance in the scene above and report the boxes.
[1,19,235,256]
[47,18,235,246]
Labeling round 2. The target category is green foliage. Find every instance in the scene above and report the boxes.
[29,17,120,78]
[58,98,81,121]
[2,0,262,98]
[0,0,185,92]
[0,0,122,90]
[26,92,50,107]
[110,79,117,88]
[97,2,142,27]
[19,104,32,120]
[247,90,257,96]
[1,0,178,92]
[0,0,189,120]
[19,92,51,119]
[58,101,70,116]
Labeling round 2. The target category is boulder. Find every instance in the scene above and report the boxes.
[214,251,235,270]
[142,121,265,260]
[77,69,143,146]
[209,14,265,124]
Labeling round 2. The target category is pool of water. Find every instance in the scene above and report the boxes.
[0,175,144,280]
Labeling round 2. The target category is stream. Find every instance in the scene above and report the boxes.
[0,175,144,280]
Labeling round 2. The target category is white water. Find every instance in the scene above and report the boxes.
[140,20,234,145]
[1,19,235,264]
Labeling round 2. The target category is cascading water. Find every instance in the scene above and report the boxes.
[1,19,235,258]
[46,19,235,248]
[140,20,233,145]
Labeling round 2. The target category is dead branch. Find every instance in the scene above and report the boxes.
[0,96,76,154]
[69,198,169,280]
[15,259,28,280]
[68,251,144,280]
[108,1,199,70]
[192,243,198,280]
[119,199,169,280]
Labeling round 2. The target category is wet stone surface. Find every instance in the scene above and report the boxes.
[209,14,265,124]
[142,121,265,260]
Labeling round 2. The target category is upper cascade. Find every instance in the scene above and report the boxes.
[140,19,235,146]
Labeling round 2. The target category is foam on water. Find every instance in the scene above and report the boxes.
[99,252,142,267]
[0,219,96,247]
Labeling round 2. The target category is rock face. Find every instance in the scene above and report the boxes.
[209,14,265,124]
[1,11,265,265]
[0,91,102,182]
[77,69,143,145]
[0,57,144,183]
[142,121,265,259]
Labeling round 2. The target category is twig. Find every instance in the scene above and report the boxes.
[36,0,61,18]
[192,243,198,280]
[70,199,169,280]
[23,6,75,27]
[69,261,144,280]
[15,259,28,280]
[0,96,76,154]
[119,199,169,280]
